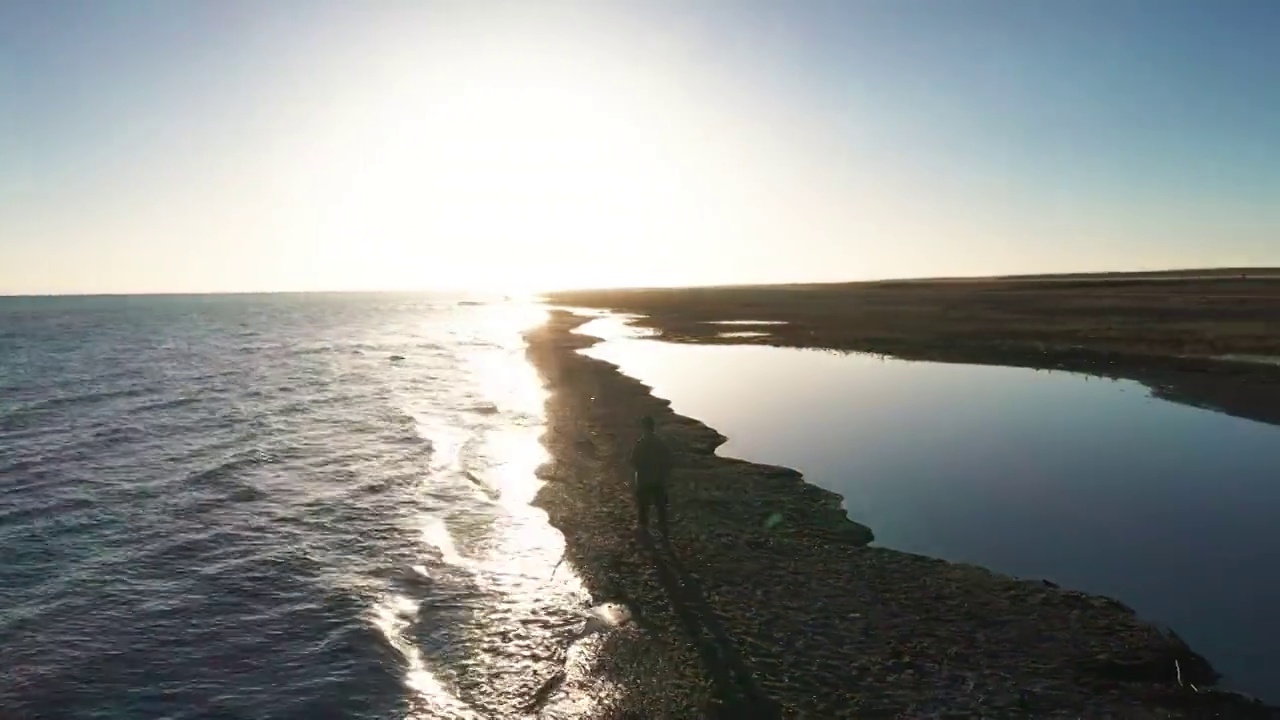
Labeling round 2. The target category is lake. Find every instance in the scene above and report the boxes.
[576,314,1280,703]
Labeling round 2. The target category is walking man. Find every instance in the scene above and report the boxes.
[629,415,673,536]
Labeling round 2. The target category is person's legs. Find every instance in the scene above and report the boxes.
[653,485,669,536]
[635,484,651,530]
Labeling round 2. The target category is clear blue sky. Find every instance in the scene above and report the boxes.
[2,0,1276,294]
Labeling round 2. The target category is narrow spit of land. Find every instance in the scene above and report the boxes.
[547,270,1280,428]
[525,310,1274,718]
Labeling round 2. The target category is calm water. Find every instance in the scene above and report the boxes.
[0,295,620,720]
[579,315,1280,702]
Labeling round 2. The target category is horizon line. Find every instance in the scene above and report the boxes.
[3,265,1279,299]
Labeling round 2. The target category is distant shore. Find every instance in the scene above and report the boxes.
[525,310,1274,718]
[546,271,1280,428]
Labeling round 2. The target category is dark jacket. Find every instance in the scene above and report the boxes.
[629,434,673,486]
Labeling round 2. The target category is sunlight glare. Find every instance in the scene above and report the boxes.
[291,34,745,293]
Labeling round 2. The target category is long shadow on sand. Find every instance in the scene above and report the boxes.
[639,531,782,719]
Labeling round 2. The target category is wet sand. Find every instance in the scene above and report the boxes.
[525,310,1274,718]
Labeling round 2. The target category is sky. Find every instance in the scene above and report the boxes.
[1,0,1276,295]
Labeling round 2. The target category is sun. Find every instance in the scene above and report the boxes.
[295,41,690,294]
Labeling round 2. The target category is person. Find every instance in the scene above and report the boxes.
[628,415,673,535]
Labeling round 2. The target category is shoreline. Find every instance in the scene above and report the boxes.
[525,309,1274,718]
[546,278,1280,429]
[641,328,1280,431]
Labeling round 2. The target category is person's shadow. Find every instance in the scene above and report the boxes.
[639,531,782,719]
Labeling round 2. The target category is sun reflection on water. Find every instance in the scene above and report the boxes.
[570,313,657,342]
[371,592,481,720]
[368,300,619,718]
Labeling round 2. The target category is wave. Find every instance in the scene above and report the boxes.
[7,385,154,415]
[1,295,599,718]
[463,471,502,501]
[0,495,97,532]
[128,396,203,414]
[185,449,277,486]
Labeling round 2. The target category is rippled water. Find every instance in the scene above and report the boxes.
[0,295,617,719]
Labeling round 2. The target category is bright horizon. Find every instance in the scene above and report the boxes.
[3,1,1277,296]
[5,264,1280,300]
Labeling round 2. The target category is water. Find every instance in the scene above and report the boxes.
[0,295,619,720]
[579,315,1280,702]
